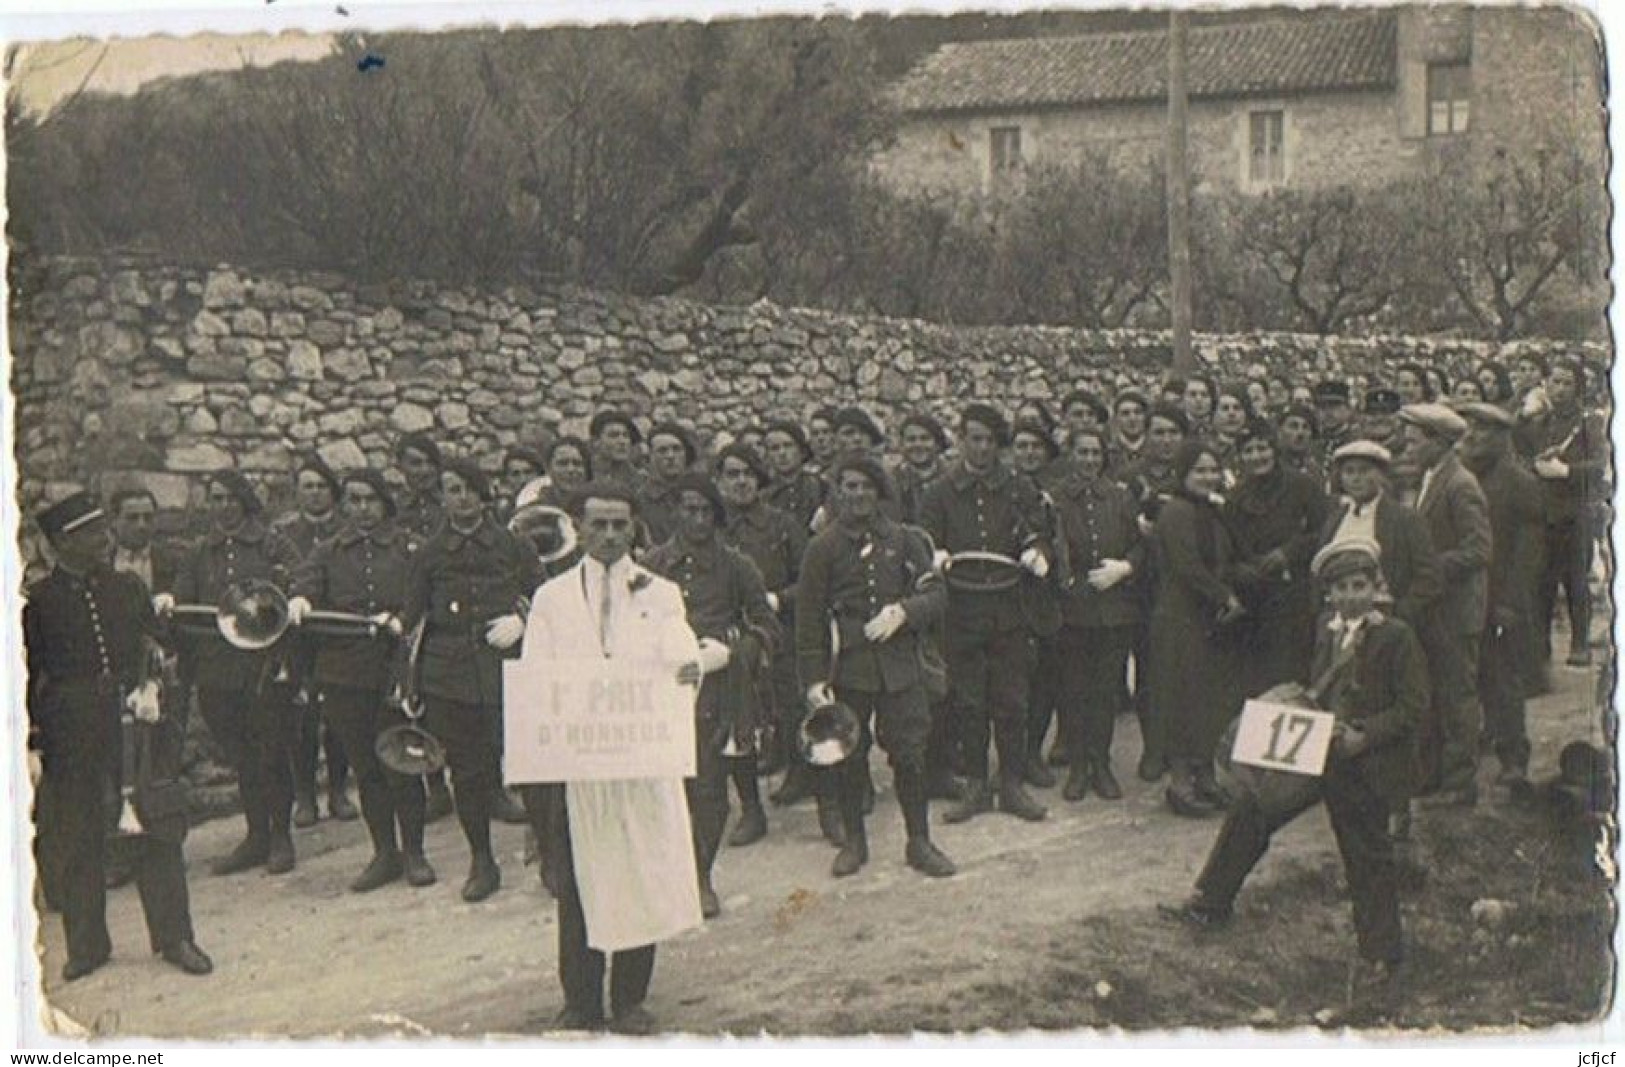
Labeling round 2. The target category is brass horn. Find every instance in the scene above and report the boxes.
[509,503,578,566]
[169,579,293,651]
[798,697,863,767]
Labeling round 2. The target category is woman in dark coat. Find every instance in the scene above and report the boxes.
[1224,420,1330,699]
[1150,441,1245,817]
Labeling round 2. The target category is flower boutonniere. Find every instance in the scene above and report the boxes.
[627,567,654,595]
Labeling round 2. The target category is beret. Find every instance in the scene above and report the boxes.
[1454,401,1516,429]
[831,455,894,500]
[342,468,398,517]
[671,472,727,525]
[1331,440,1393,468]
[832,407,885,446]
[762,420,813,461]
[295,454,343,499]
[589,410,643,445]
[210,471,263,515]
[1398,402,1468,440]
[441,458,492,502]
[900,412,951,452]
[960,403,1010,445]
[714,442,770,486]
[396,432,442,467]
[1311,537,1383,582]
[646,421,698,465]
[504,446,548,472]
[1011,419,1059,459]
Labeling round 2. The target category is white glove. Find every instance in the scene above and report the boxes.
[484,613,526,650]
[863,603,908,643]
[696,637,732,675]
[151,593,175,618]
[27,751,41,788]
[766,591,781,613]
[1020,547,1050,578]
[805,682,834,708]
[286,596,313,625]
[1534,456,1570,480]
[1087,559,1134,591]
[370,612,404,638]
[125,680,162,724]
[1136,515,1155,538]
[931,549,951,571]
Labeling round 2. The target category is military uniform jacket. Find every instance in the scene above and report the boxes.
[173,518,302,692]
[723,501,807,616]
[399,515,542,705]
[917,459,1051,632]
[797,516,946,694]
[271,509,343,560]
[293,522,419,693]
[1051,471,1143,630]
[396,491,446,543]
[638,476,686,549]
[891,460,945,528]
[1523,404,1607,526]
[765,469,826,530]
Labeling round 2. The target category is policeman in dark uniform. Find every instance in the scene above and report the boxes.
[919,404,1053,824]
[27,492,213,981]
[172,472,304,877]
[643,474,780,918]
[290,469,435,893]
[797,456,957,879]
[715,442,811,844]
[273,454,355,828]
[399,459,542,902]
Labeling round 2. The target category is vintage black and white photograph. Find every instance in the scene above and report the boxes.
[2,0,1615,1042]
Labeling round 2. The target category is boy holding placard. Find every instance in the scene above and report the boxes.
[1161,538,1428,996]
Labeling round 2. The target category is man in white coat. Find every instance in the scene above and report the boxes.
[515,483,705,1034]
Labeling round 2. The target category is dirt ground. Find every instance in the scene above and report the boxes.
[30,654,1613,1041]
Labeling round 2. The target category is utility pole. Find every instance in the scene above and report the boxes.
[1166,10,1195,375]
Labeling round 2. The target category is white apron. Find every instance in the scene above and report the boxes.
[519,559,705,952]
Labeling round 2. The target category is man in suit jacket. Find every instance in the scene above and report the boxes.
[1318,441,1440,630]
[1399,404,1492,807]
[517,483,705,1034]
[1163,539,1425,1004]
[1458,403,1545,787]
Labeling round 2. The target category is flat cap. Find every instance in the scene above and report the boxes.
[1331,440,1392,468]
[1398,402,1468,440]
[1311,537,1383,583]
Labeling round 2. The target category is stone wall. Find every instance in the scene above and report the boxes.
[9,251,1606,530]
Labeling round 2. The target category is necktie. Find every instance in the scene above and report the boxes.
[598,565,614,655]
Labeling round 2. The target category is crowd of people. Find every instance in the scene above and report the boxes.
[22,347,1609,1031]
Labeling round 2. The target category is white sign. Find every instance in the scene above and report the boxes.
[502,656,696,783]
[1230,700,1337,777]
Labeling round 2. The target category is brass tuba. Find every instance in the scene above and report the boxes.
[797,618,863,766]
[509,486,578,567]
[170,579,290,651]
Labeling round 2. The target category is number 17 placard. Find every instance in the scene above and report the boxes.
[1230,701,1337,777]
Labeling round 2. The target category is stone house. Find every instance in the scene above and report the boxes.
[874,6,1605,198]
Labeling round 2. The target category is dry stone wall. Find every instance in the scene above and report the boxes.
[10,252,1606,523]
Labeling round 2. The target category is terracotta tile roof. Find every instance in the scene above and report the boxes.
[893,11,1397,114]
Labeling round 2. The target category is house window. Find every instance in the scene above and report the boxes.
[1428,62,1470,135]
[1248,110,1285,185]
[990,126,1023,176]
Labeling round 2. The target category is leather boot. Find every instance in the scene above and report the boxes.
[462,852,501,902]
[997,776,1048,822]
[943,778,992,824]
[293,791,319,829]
[328,786,360,822]
[1062,759,1094,802]
[212,836,269,877]
[351,850,403,893]
[831,793,868,877]
[1024,753,1057,789]
[1092,761,1123,800]
[905,839,956,878]
[266,832,296,875]
[815,791,846,847]
[424,774,454,823]
[729,765,768,847]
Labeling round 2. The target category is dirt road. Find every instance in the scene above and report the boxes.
[32,660,1610,1039]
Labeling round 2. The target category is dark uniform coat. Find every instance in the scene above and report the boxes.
[1225,466,1330,696]
[1051,471,1143,630]
[399,516,541,706]
[917,459,1051,633]
[765,469,826,531]
[173,518,302,693]
[293,522,419,694]
[796,516,945,694]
